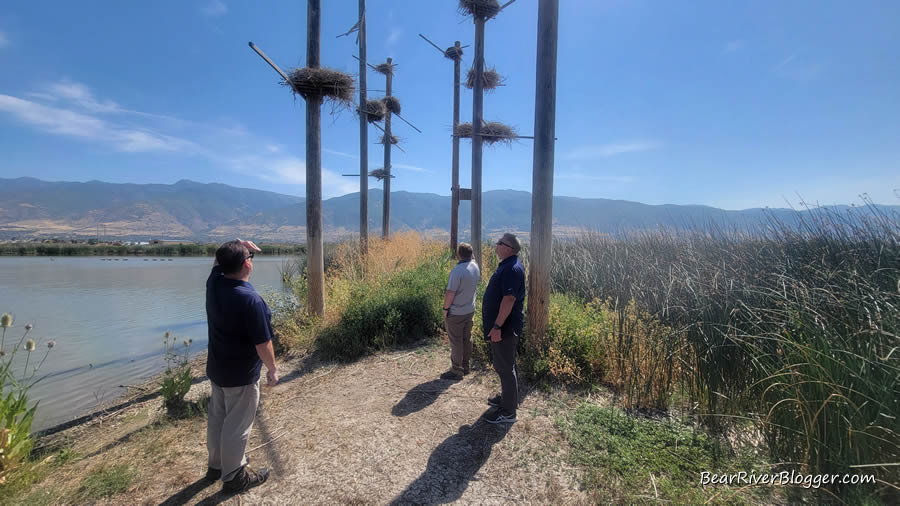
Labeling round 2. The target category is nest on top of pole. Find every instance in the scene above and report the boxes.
[381,96,402,115]
[361,99,387,123]
[465,67,503,90]
[373,62,394,76]
[444,45,464,61]
[283,67,354,105]
[369,168,395,180]
[454,121,518,145]
[458,0,501,18]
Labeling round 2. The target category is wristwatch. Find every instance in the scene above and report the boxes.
[492,323,502,329]
[443,307,451,311]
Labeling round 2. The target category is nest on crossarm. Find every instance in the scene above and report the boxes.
[369,168,396,180]
[379,134,399,145]
[373,62,394,75]
[381,96,402,115]
[454,121,518,145]
[465,67,503,90]
[444,46,464,61]
[458,0,501,18]
[361,99,387,123]
[283,67,354,105]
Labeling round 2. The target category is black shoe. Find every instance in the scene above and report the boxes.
[487,394,502,407]
[222,466,269,494]
[205,467,221,481]
[484,409,517,424]
[440,370,463,381]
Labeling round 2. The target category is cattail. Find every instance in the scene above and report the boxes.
[25,339,35,352]
[0,313,12,328]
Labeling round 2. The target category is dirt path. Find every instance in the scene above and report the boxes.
[26,342,593,505]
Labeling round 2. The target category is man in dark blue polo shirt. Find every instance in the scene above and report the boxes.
[482,232,526,424]
[205,239,278,494]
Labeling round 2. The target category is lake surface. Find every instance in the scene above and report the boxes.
[0,256,293,431]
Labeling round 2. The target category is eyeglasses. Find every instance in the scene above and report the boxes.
[245,252,255,261]
[496,241,512,249]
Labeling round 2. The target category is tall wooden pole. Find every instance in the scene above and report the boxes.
[382,57,393,240]
[305,0,325,316]
[471,17,485,268]
[358,0,368,255]
[527,0,558,346]
[450,41,461,258]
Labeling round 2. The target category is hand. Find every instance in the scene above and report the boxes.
[236,238,262,253]
[266,367,279,386]
[489,328,502,342]
[443,309,449,319]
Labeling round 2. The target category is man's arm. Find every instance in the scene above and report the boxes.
[488,295,517,342]
[255,341,278,385]
[443,290,456,317]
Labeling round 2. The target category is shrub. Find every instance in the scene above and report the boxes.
[160,331,192,417]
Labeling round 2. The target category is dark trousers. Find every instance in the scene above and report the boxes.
[490,333,519,414]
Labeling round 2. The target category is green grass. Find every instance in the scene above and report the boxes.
[0,448,80,506]
[560,403,769,504]
[73,464,135,502]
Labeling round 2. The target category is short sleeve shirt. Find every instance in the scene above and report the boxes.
[446,260,480,315]
[205,266,273,387]
[481,255,526,338]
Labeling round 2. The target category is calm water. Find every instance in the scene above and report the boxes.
[0,256,292,431]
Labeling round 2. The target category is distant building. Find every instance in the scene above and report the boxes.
[150,239,195,245]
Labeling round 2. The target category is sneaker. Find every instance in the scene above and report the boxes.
[440,370,463,381]
[484,409,517,424]
[487,394,502,407]
[204,467,222,481]
[222,466,269,494]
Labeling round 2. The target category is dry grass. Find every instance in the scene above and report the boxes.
[373,62,393,76]
[381,96,401,115]
[444,46,464,61]
[465,67,503,90]
[283,67,354,104]
[454,121,518,145]
[361,99,386,123]
[458,0,501,18]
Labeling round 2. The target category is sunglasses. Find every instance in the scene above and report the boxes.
[245,252,255,261]
[496,241,512,249]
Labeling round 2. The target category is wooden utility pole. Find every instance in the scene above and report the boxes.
[382,57,393,239]
[358,0,368,255]
[451,40,462,258]
[306,0,325,316]
[527,0,559,347]
[471,17,486,268]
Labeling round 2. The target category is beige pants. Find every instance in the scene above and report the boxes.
[207,380,260,482]
[445,312,474,375]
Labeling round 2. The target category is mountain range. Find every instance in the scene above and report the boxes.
[0,177,895,242]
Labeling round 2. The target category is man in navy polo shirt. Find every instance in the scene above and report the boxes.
[482,232,526,424]
[205,239,278,494]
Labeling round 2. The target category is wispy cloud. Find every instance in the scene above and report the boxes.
[0,31,8,49]
[201,0,228,17]
[723,40,745,54]
[386,28,402,49]
[565,141,660,161]
[556,172,635,184]
[392,163,430,173]
[324,148,356,159]
[774,51,799,70]
[773,50,823,81]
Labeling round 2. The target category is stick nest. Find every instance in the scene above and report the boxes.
[361,99,387,123]
[379,134,399,145]
[283,67,354,103]
[374,62,394,75]
[369,168,395,180]
[381,96,402,115]
[458,0,501,18]
[444,46,464,61]
[465,67,503,90]
[454,121,518,145]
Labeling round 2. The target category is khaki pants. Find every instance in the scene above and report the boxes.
[207,380,260,482]
[445,312,474,375]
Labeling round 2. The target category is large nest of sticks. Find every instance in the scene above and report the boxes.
[373,62,394,75]
[283,67,354,103]
[369,168,395,180]
[444,46,464,61]
[465,67,503,90]
[454,121,518,145]
[361,99,387,123]
[379,134,399,145]
[381,96,402,115]
[458,0,501,18]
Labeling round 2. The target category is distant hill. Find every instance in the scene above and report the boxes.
[0,177,896,241]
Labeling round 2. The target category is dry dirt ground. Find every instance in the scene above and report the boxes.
[24,342,599,505]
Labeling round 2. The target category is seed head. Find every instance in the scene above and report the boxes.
[183,340,190,348]
[47,340,56,349]
[25,323,33,331]
[0,313,12,328]
[25,339,36,352]
[0,350,5,357]
[164,331,171,339]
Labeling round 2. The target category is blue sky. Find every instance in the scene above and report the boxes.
[1,0,898,210]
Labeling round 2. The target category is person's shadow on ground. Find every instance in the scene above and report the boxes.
[391,378,456,417]
[389,413,513,505]
[157,477,216,506]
